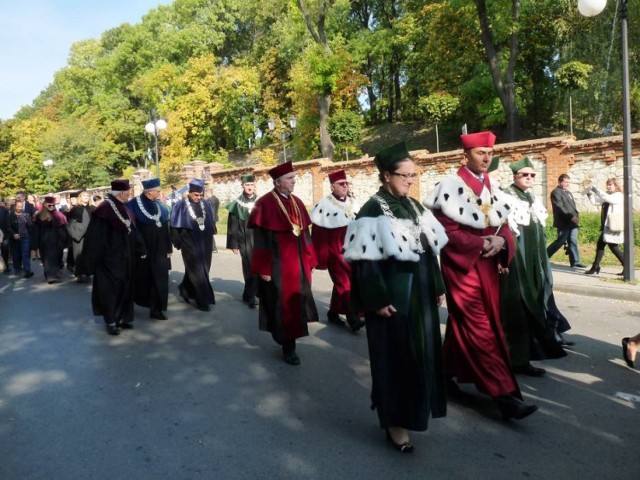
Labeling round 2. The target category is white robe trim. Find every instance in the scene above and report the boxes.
[423,175,512,229]
[342,211,448,263]
[501,189,548,236]
[311,195,359,229]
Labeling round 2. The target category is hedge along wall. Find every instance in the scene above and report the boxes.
[182,133,640,213]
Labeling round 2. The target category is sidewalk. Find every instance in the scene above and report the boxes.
[551,263,640,303]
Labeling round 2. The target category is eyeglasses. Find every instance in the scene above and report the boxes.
[519,173,536,178]
[391,173,418,180]
[334,182,350,186]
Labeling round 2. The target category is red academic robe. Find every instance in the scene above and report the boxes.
[248,190,318,343]
[435,167,519,398]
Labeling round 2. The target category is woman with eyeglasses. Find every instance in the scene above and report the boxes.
[344,142,448,454]
[584,178,625,275]
[500,158,567,377]
[32,195,69,284]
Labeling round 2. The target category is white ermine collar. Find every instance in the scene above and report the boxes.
[311,195,358,229]
[423,175,511,229]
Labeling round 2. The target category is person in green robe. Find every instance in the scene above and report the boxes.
[500,158,567,376]
[343,142,448,454]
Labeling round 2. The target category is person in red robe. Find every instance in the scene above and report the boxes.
[248,162,318,365]
[424,130,538,421]
[310,169,364,332]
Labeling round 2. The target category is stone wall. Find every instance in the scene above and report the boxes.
[179,133,640,212]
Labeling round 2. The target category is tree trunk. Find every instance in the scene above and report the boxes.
[318,93,335,159]
[475,0,520,141]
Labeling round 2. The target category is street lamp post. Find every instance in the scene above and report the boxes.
[145,118,167,177]
[43,158,54,191]
[268,116,297,163]
[579,0,634,281]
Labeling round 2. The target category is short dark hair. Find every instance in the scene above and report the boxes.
[558,174,570,183]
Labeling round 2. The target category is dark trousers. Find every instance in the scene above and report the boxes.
[10,237,31,273]
[592,234,624,267]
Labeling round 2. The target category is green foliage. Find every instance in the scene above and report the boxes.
[555,61,594,91]
[418,93,460,125]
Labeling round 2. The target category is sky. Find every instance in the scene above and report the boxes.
[0,0,170,120]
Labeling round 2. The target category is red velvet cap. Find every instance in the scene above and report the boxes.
[328,170,347,184]
[460,131,496,149]
[268,162,294,180]
[44,196,56,204]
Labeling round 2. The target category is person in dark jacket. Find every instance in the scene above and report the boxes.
[6,201,34,277]
[66,191,96,283]
[127,178,172,320]
[226,174,258,308]
[546,174,587,268]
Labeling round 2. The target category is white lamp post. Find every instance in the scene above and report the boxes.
[145,118,167,177]
[268,116,297,163]
[43,158,54,190]
[579,0,634,281]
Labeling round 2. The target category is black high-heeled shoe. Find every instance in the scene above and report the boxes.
[584,265,600,275]
[386,430,414,453]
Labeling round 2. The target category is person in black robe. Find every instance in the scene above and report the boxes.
[226,174,258,308]
[170,179,215,311]
[66,191,95,283]
[127,178,172,320]
[32,195,69,284]
[78,180,146,335]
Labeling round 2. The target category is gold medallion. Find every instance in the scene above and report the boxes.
[292,225,301,237]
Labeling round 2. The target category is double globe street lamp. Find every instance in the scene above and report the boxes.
[268,116,297,163]
[578,0,634,281]
[145,118,167,177]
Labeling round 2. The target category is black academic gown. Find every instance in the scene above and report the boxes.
[32,211,69,282]
[170,198,215,308]
[79,197,145,325]
[127,196,172,314]
[226,193,257,302]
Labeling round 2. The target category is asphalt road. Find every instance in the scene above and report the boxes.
[1,249,639,479]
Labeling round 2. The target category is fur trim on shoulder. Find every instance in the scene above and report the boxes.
[311,195,358,229]
[424,176,511,229]
[342,212,448,263]
[502,191,548,235]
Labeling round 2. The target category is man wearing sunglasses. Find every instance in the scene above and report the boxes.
[310,170,364,332]
[500,158,569,377]
[546,174,586,269]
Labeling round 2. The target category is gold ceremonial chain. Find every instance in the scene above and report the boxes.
[106,198,132,233]
[135,195,162,227]
[272,191,302,236]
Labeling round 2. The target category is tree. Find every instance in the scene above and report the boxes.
[418,92,460,153]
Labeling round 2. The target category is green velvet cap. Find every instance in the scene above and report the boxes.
[374,142,411,172]
[488,156,500,173]
[509,157,534,173]
[240,174,255,183]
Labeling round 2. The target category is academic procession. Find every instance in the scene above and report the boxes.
[1,132,639,478]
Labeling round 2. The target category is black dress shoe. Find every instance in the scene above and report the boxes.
[493,395,538,420]
[106,324,120,335]
[346,313,365,332]
[514,364,546,377]
[622,337,635,368]
[386,430,414,453]
[178,286,190,303]
[196,305,211,312]
[573,263,588,268]
[283,351,300,365]
[150,311,168,320]
[556,334,575,347]
[327,311,344,325]
[248,298,258,309]
[119,322,134,329]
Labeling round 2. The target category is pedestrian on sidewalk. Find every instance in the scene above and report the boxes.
[546,174,587,268]
[248,162,318,366]
[6,201,33,277]
[424,130,538,421]
[500,158,568,376]
[32,196,69,284]
[584,178,625,276]
[345,142,448,453]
